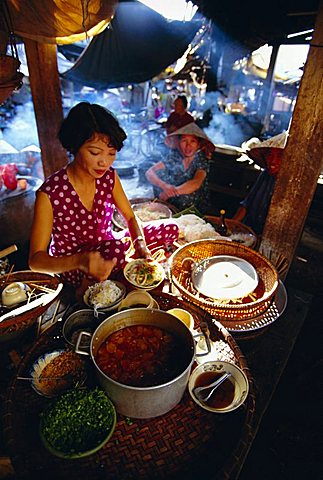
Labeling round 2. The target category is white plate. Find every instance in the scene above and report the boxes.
[112,201,172,230]
[192,255,258,300]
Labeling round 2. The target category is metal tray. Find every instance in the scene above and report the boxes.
[217,280,287,333]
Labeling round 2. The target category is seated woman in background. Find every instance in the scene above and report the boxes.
[165,95,195,134]
[29,102,179,294]
[145,123,215,214]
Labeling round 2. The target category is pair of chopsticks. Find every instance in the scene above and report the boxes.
[260,246,289,278]
[0,245,17,283]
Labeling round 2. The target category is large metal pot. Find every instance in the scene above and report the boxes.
[76,308,196,419]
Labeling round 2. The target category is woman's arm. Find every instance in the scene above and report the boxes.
[159,169,206,201]
[29,191,74,273]
[113,174,151,258]
[232,206,247,222]
[29,192,116,280]
[175,169,206,195]
[145,162,178,198]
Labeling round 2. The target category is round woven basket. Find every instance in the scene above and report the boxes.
[0,271,63,344]
[169,240,279,321]
[0,72,23,104]
[0,54,20,83]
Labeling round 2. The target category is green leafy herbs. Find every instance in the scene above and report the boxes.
[40,387,116,455]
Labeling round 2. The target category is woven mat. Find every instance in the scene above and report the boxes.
[3,292,256,480]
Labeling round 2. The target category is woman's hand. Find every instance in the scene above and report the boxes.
[161,183,178,198]
[133,239,153,260]
[79,251,117,282]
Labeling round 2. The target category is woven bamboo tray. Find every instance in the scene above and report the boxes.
[169,240,279,321]
[3,292,256,480]
[0,271,63,344]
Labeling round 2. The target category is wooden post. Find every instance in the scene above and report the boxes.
[259,1,323,279]
[260,42,280,133]
[23,39,68,177]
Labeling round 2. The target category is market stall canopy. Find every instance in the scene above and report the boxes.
[191,0,319,50]
[3,0,118,44]
[232,44,308,83]
[1,1,320,52]
[61,1,201,88]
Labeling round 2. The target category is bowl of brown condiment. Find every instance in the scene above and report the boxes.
[188,360,249,413]
[29,349,87,397]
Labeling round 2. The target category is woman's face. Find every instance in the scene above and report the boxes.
[74,133,117,178]
[174,98,185,114]
[178,135,200,157]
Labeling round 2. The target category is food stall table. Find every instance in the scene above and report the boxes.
[1,281,311,480]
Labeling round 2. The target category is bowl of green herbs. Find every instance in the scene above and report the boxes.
[39,387,116,459]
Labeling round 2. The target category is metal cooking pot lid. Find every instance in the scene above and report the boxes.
[191,255,258,300]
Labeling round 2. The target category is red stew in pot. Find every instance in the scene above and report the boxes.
[95,325,192,387]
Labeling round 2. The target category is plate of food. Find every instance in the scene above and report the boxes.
[113,201,173,230]
[123,259,165,290]
[173,214,257,248]
[39,387,116,459]
[83,280,126,314]
[29,349,87,397]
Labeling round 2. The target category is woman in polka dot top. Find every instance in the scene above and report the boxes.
[29,102,179,293]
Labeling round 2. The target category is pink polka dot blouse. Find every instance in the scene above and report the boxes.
[38,166,179,287]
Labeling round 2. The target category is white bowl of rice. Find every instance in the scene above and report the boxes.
[83,280,126,315]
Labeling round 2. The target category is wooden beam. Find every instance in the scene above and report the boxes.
[260,42,280,132]
[23,39,68,177]
[259,1,323,279]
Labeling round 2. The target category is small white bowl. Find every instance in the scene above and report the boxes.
[188,361,249,413]
[117,289,158,311]
[123,259,165,290]
[167,308,194,332]
[1,282,27,307]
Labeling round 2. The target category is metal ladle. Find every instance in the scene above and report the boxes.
[194,371,232,402]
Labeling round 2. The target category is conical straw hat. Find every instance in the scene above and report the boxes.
[165,122,215,152]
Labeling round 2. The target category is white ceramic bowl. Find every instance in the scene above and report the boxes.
[30,349,87,397]
[1,281,27,306]
[167,308,194,332]
[123,259,165,290]
[117,289,159,311]
[83,280,126,313]
[188,360,249,413]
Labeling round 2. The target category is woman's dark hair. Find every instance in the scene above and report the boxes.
[58,102,127,154]
[177,95,188,109]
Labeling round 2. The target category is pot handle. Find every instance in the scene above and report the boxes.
[75,331,92,356]
[193,321,212,357]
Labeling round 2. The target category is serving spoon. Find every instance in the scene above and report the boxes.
[194,371,232,402]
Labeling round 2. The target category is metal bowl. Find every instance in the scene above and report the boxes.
[62,308,107,349]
